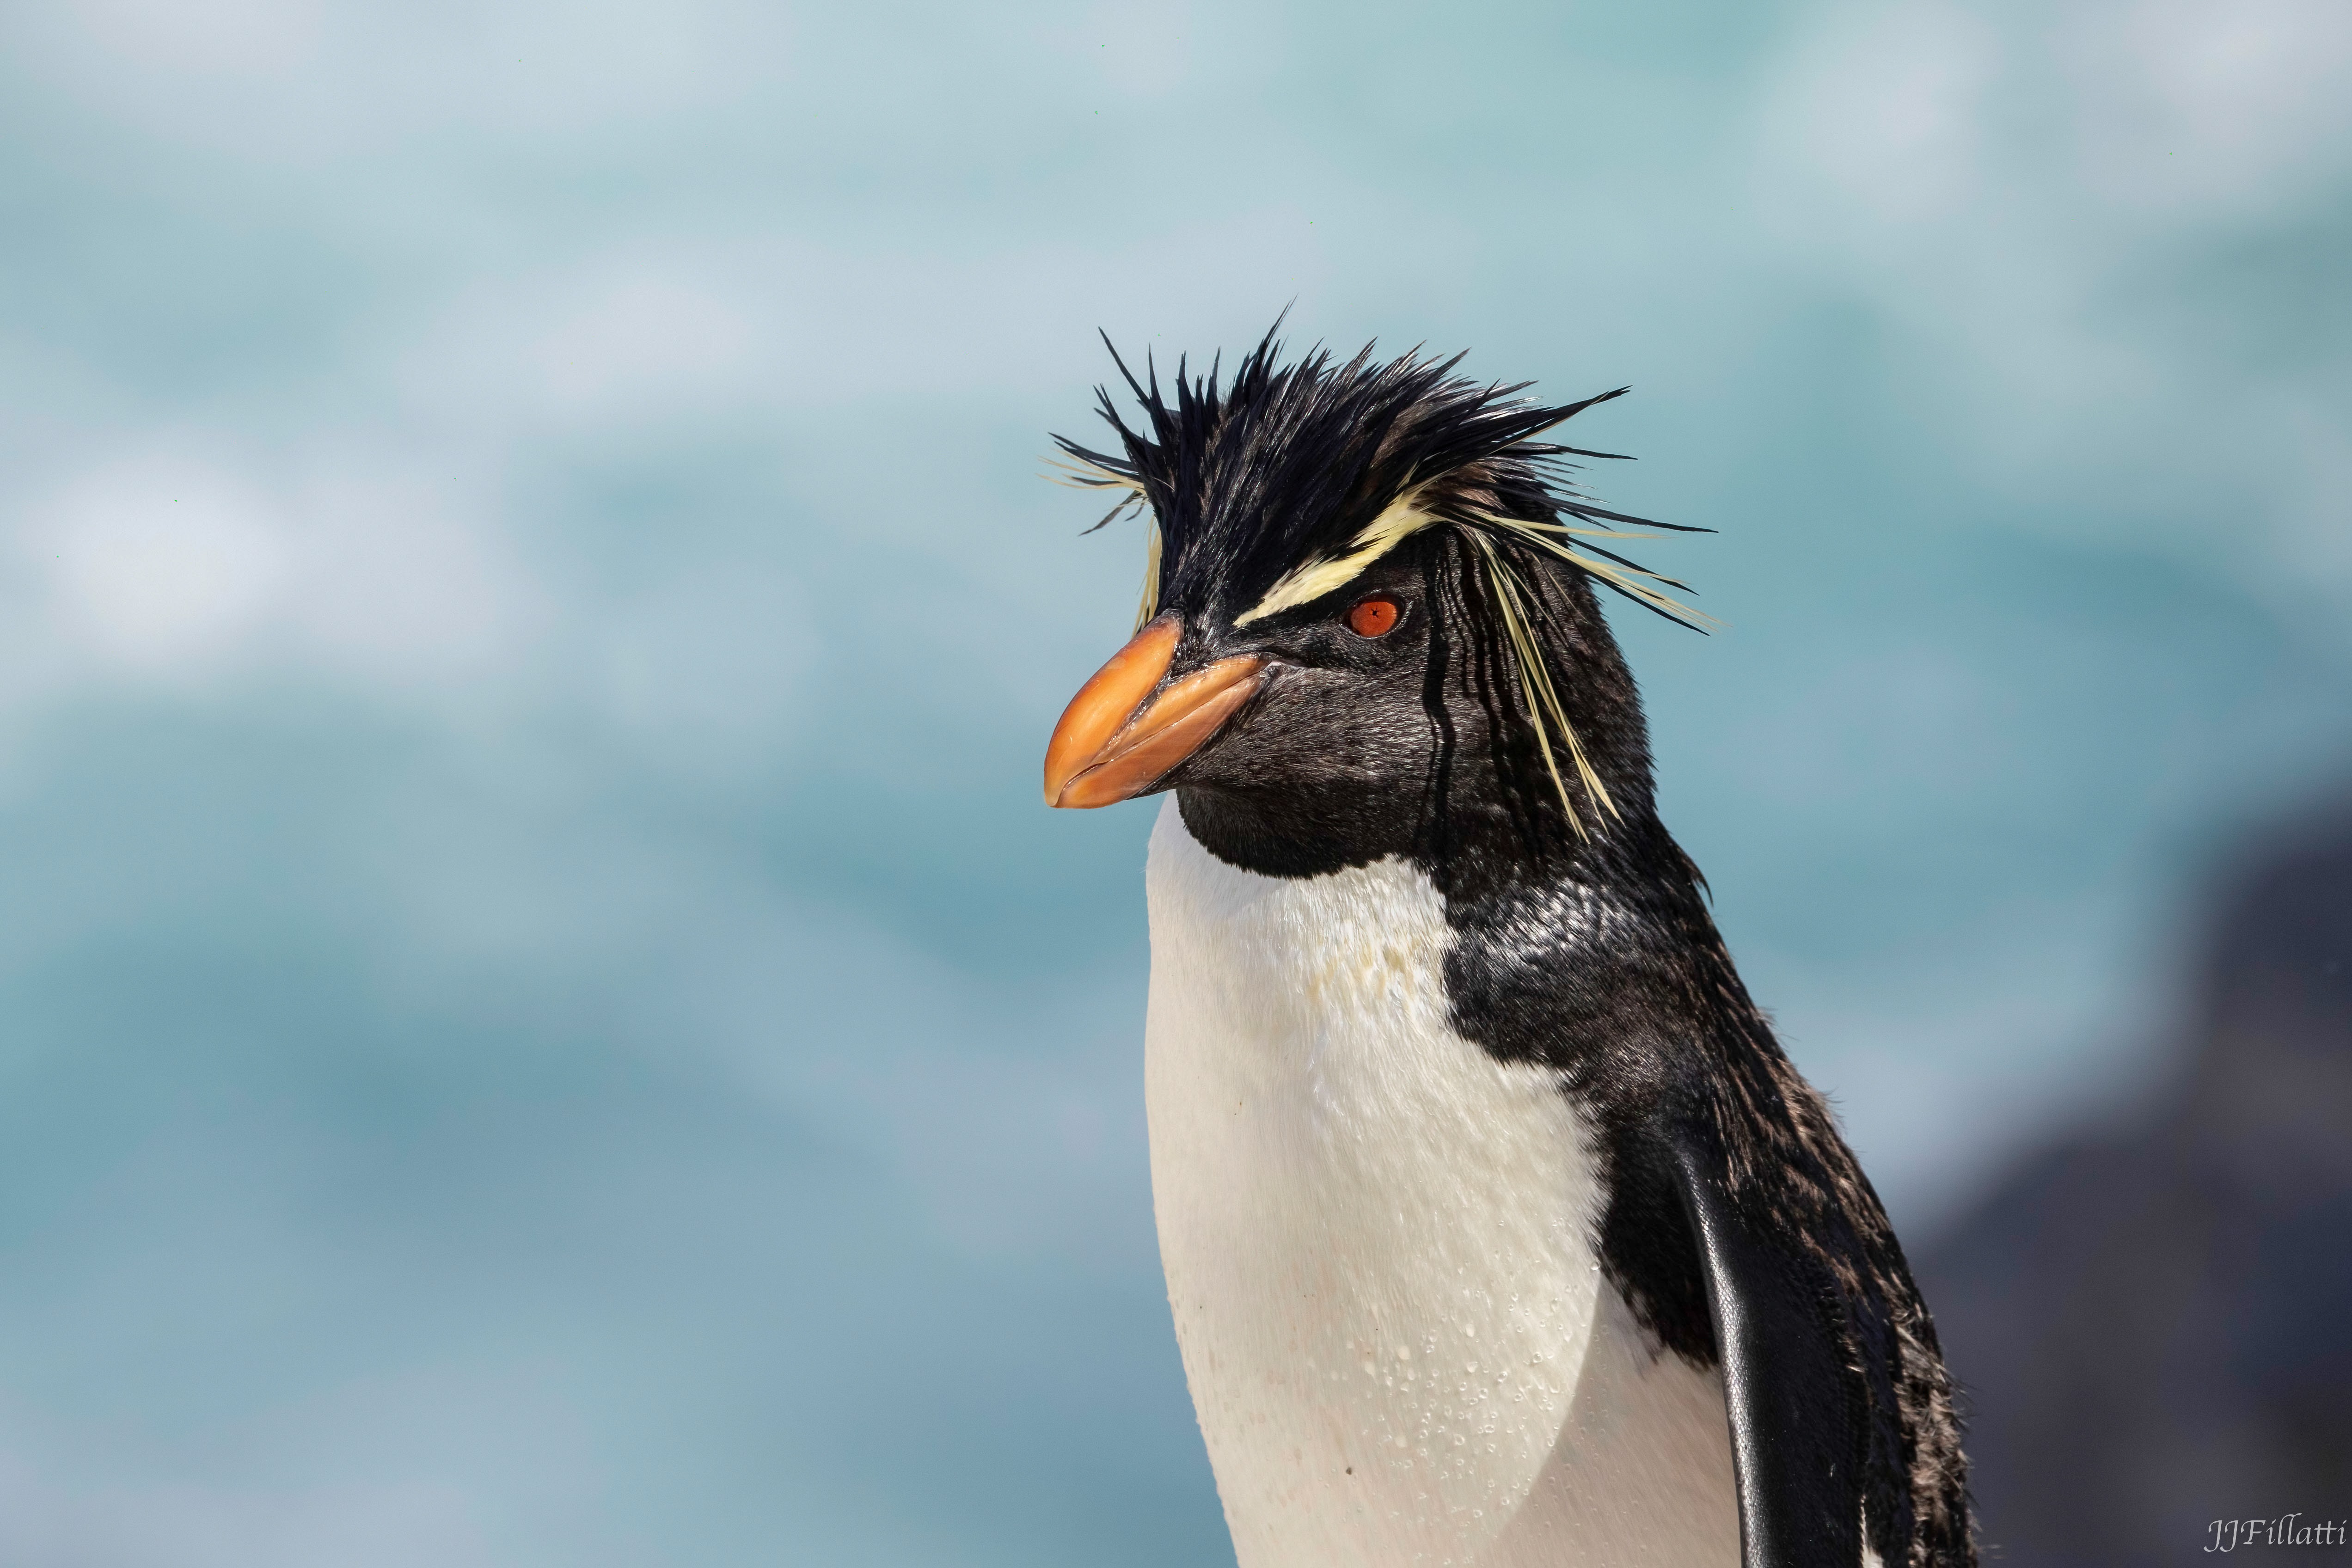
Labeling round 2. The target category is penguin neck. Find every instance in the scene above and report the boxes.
[1171,773,1683,919]
[1174,774,1729,1088]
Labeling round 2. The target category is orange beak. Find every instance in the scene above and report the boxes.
[1043,615,1269,809]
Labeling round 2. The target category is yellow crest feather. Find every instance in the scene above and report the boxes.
[1231,483,1441,627]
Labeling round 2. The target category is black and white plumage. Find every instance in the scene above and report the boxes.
[1042,331,1973,1568]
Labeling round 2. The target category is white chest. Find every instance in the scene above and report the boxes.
[1142,800,1738,1568]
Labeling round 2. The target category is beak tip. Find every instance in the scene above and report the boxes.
[1044,774,1101,810]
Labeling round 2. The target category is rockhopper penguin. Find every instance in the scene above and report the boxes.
[1041,332,1973,1568]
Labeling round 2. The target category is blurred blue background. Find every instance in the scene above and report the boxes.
[0,0,2347,1561]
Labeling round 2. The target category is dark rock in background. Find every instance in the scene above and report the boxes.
[1917,794,2352,1564]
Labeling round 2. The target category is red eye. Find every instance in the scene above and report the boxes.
[1347,596,1401,638]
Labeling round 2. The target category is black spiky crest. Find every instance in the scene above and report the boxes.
[1049,324,1708,636]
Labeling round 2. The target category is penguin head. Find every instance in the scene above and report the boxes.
[1042,329,1707,875]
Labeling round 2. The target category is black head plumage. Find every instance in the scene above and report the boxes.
[1050,326,1710,842]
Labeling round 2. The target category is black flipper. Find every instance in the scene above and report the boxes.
[1672,1123,1868,1568]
